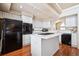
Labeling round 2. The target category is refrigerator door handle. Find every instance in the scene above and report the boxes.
[0,30,4,53]
[17,32,21,43]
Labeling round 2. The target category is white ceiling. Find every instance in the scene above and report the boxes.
[0,3,11,12]
[0,3,79,20]
[58,3,79,10]
[10,3,59,19]
[48,3,62,14]
[11,3,33,14]
[28,3,59,19]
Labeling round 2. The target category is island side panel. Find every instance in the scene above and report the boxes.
[31,35,42,56]
[41,36,59,56]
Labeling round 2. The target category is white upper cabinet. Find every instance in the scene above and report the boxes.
[65,15,77,27]
[0,11,21,20]
[33,21,41,28]
[21,15,32,23]
[42,21,51,28]
[33,20,51,28]
[0,11,3,18]
[3,12,21,20]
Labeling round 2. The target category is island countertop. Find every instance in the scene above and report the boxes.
[32,33,61,39]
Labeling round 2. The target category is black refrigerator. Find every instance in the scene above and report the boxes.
[0,18,22,54]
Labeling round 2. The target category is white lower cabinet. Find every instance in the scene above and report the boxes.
[23,35,31,46]
[72,33,77,47]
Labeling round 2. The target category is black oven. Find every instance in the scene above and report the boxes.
[22,23,33,34]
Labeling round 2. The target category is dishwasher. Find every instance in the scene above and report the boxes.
[61,34,71,46]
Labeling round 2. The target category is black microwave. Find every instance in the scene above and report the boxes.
[22,23,33,34]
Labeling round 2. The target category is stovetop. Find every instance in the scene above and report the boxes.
[38,33,54,35]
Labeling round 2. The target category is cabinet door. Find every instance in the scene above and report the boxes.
[22,15,32,23]
[33,21,51,28]
[0,11,3,18]
[33,21,42,28]
[42,21,51,28]
[72,33,77,47]
[66,15,77,27]
[23,35,31,46]
[3,12,21,20]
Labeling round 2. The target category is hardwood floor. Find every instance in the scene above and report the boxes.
[1,44,79,56]
[1,45,31,56]
[54,44,79,56]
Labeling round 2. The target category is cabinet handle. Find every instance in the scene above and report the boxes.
[0,30,3,53]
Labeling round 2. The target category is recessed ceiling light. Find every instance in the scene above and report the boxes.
[20,5,23,9]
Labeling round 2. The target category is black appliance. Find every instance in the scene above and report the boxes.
[61,34,71,46]
[22,23,33,34]
[0,18,22,54]
[38,33,54,35]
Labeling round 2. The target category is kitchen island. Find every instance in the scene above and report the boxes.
[31,33,61,56]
